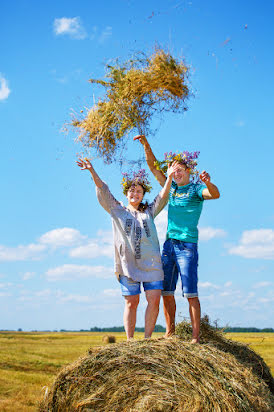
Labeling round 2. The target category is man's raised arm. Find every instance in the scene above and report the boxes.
[134,135,166,187]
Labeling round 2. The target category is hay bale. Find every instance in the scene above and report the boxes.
[102,335,116,344]
[175,315,274,395]
[40,332,274,411]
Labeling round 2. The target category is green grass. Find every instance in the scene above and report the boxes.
[0,331,273,411]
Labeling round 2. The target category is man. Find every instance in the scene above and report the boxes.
[134,135,220,343]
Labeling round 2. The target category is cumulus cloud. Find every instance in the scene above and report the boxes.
[53,17,87,39]
[45,264,113,281]
[39,227,86,248]
[228,229,274,259]
[199,282,220,289]
[155,210,168,244]
[0,74,11,101]
[70,230,113,259]
[0,243,46,261]
[199,227,227,241]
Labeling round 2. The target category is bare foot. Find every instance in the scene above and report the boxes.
[191,337,200,344]
[163,332,175,339]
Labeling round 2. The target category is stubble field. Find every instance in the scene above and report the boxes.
[0,331,273,412]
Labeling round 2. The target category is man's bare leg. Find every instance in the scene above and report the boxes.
[188,297,200,343]
[123,295,139,340]
[163,295,176,337]
[144,290,161,338]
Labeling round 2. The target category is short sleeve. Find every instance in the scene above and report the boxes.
[96,182,122,214]
[148,194,168,218]
[196,183,207,200]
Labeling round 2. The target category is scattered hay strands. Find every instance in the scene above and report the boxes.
[73,48,190,163]
[40,319,274,412]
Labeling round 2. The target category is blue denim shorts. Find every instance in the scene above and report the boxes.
[119,275,164,296]
[161,239,198,298]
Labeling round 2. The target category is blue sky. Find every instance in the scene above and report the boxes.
[1,0,274,330]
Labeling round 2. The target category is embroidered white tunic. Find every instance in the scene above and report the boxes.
[96,183,167,282]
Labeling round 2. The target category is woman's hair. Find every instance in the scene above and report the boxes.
[138,202,149,212]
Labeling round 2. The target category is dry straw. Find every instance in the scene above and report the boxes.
[102,335,116,344]
[40,317,274,412]
[72,48,190,163]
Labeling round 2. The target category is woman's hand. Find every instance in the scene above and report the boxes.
[76,158,92,171]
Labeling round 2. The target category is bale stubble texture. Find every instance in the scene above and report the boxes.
[40,323,274,412]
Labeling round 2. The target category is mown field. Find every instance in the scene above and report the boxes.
[0,331,273,412]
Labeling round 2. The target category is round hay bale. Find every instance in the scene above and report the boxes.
[40,334,274,411]
[175,316,274,395]
[102,335,116,344]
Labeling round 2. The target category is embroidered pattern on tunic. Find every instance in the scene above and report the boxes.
[135,226,142,259]
[143,220,151,237]
[124,219,133,236]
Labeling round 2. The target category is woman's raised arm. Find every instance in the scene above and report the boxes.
[76,158,104,188]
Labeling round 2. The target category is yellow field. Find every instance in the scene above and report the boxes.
[0,331,273,412]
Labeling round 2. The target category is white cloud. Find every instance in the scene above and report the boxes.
[155,210,168,244]
[35,289,52,298]
[39,227,86,248]
[53,17,87,39]
[99,26,112,43]
[103,288,120,298]
[0,292,11,297]
[0,243,46,261]
[22,272,35,281]
[0,282,12,288]
[22,272,35,280]
[253,281,273,289]
[58,294,92,303]
[70,230,113,259]
[45,264,113,281]
[199,227,227,241]
[228,229,274,259]
[0,74,11,101]
[199,282,220,289]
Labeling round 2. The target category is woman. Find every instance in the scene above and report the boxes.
[77,158,178,339]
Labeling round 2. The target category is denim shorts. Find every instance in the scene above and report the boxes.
[119,275,164,296]
[161,239,198,298]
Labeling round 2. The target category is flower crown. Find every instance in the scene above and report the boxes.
[154,151,201,181]
[121,169,152,195]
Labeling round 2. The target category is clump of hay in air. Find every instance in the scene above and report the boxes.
[73,47,190,163]
[40,321,274,411]
[102,335,116,344]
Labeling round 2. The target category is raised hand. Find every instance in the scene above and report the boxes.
[167,161,181,178]
[199,170,211,184]
[133,134,147,145]
[76,158,92,171]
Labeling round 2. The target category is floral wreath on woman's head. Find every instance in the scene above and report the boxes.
[121,169,152,195]
[154,151,201,182]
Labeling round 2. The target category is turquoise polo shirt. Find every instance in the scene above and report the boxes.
[166,181,206,243]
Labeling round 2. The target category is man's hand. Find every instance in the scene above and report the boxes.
[133,135,147,145]
[76,158,92,171]
[167,161,180,179]
[200,170,220,200]
[199,170,211,185]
